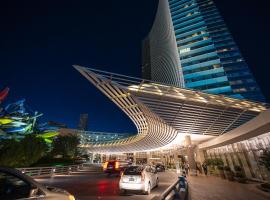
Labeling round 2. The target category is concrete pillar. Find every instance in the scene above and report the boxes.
[185,135,197,176]
[195,146,205,164]
[147,152,151,164]
[133,153,136,165]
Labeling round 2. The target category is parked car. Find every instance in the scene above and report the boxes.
[103,160,129,176]
[119,165,158,195]
[155,163,165,172]
[0,167,75,200]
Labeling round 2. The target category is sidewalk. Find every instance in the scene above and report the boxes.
[187,175,270,200]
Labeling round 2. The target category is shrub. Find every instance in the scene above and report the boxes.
[235,172,245,178]
[259,148,270,171]
[261,182,270,189]
[214,158,224,166]
[234,165,242,172]
[0,135,47,167]
[217,165,224,170]
[205,158,214,166]
[224,166,231,171]
[205,158,224,166]
[51,135,80,159]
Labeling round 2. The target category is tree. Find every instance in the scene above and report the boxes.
[0,135,47,167]
[20,135,48,167]
[204,158,224,166]
[81,154,90,161]
[214,158,224,166]
[51,135,80,159]
[259,148,270,171]
[0,139,23,167]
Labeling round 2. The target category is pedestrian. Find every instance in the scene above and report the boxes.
[202,162,208,176]
[182,170,187,178]
[196,163,202,174]
[184,163,189,175]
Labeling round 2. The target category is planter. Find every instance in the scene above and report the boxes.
[235,176,247,183]
[258,183,270,193]
[224,170,234,181]
[217,166,225,179]
[209,166,219,176]
[218,169,226,179]
[209,167,215,175]
[258,185,270,193]
[234,167,247,183]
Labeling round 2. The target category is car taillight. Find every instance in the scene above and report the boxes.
[141,172,145,181]
[103,161,108,170]
[115,161,120,169]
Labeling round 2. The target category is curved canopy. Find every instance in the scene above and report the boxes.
[74,65,268,153]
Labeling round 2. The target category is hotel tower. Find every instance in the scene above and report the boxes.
[142,0,265,102]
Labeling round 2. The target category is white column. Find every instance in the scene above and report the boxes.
[133,153,136,165]
[147,152,151,164]
[185,135,197,176]
[195,146,205,164]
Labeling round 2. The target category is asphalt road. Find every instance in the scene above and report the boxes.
[35,167,178,200]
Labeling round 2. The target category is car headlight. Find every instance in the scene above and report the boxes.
[68,195,75,200]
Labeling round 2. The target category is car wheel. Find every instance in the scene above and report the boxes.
[144,182,151,195]
[119,189,126,195]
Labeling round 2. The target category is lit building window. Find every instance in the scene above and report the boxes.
[237,58,243,62]
[213,64,220,69]
[233,88,247,93]
[180,48,191,54]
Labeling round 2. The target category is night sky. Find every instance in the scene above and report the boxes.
[1,0,270,133]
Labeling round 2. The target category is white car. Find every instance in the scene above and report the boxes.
[0,167,75,200]
[119,165,159,195]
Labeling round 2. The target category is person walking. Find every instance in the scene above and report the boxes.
[184,163,189,175]
[196,162,202,174]
[202,162,208,176]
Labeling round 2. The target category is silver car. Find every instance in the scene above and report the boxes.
[119,165,158,195]
[0,167,75,200]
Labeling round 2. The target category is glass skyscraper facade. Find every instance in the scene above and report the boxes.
[142,0,265,102]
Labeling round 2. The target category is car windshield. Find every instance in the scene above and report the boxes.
[124,166,143,175]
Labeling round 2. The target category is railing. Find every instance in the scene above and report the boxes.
[18,164,84,178]
[152,176,189,200]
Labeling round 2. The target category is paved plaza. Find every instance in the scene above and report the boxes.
[188,175,270,200]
